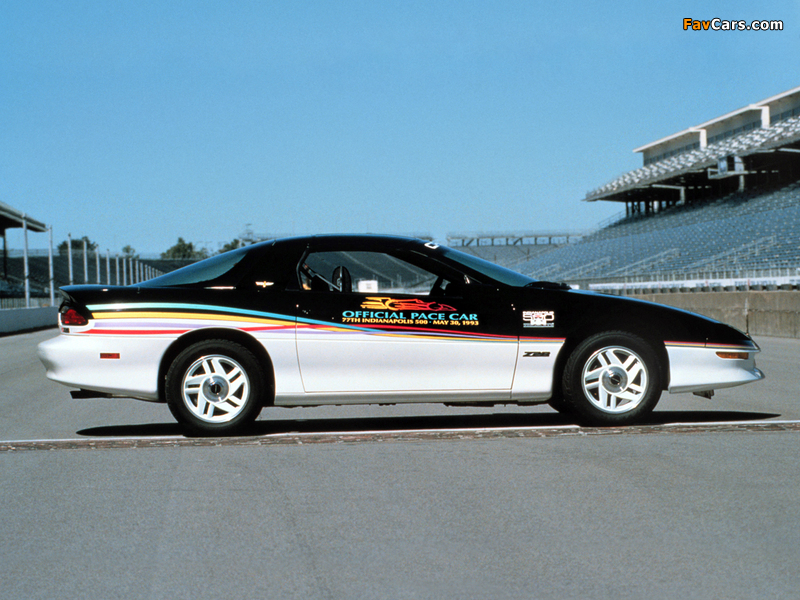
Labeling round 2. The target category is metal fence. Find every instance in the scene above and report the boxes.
[0,297,54,310]
[2,246,165,309]
[568,266,800,294]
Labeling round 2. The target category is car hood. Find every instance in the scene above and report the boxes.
[522,287,755,348]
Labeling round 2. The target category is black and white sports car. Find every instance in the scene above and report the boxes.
[38,235,764,434]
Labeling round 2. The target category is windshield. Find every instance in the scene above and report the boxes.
[140,246,251,287]
[437,246,536,287]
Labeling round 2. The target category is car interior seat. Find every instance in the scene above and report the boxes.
[332,266,352,293]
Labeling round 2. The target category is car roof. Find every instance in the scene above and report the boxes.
[270,233,430,251]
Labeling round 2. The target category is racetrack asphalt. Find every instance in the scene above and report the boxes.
[2,329,799,600]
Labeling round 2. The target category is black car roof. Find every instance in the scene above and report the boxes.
[271,233,429,251]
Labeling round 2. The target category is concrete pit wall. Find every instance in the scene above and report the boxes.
[0,307,58,335]
[637,291,800,339]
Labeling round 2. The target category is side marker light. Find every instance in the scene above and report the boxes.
[716,352,748,360]
[100,353,121,360]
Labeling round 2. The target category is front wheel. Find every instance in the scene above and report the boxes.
[561,332,662,426]
[166,340,267,436]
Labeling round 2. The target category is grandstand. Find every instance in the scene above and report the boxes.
[0,202,51,308]
[507,180,800,288]
[446,231,583,269]
[461,85,800,293]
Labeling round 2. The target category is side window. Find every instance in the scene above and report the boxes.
[299,251,449,295]
[235,246,298,291]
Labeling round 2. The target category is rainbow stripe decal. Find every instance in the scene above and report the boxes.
[84,302,294,336]
[82,302,524,343]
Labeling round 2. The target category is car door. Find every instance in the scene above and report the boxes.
[293,248,519,398]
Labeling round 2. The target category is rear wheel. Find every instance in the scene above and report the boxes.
[546,395,574,416]
[166,340,266,436]
[561,332,662,426]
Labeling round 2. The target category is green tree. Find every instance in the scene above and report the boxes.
[218,238,246,254]
[57,236,98,256]
[121,245,138,258]
[161,237,209,260]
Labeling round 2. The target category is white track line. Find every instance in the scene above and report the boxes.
[662,419,800,427]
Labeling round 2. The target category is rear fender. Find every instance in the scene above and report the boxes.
[158,328,276,405]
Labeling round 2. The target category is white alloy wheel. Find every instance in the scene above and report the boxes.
[561,331,662,426]
[181,354,251,423]
[581,346,648,414]
[166,339,267,435]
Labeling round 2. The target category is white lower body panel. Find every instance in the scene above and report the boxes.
[666,345,764,394]
[510,338,566,402]
[296,332,518,394]
[276,389,515,406]
[37,334,172,400]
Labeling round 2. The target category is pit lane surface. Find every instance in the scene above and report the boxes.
[2,329,799,599]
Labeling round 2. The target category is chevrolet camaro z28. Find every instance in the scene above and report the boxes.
[38,235,764,435]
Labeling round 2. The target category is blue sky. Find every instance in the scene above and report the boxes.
[2,0,798,255]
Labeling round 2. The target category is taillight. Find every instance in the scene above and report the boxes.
[61,308,89,326]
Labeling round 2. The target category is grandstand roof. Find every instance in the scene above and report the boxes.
[0,201,47,234]
[587,86,800,203]
[632,128,706,154]
[634,85,800,154]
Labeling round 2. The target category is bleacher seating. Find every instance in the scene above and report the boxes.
[455,243,559,268]
[514,181,800,281]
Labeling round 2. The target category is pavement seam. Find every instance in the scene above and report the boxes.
[1,420,799,452]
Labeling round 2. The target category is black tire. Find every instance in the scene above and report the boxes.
[165,339,267,436]
[561,332,662,426]
[546,395,574,416]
